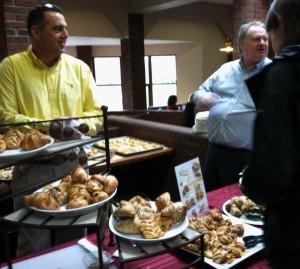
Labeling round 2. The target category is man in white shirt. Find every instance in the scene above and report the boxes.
[193,21,271,190]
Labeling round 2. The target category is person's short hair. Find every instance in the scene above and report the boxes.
[266,0,300,47]
[27,2,63,36]
[237,21,266,53]
[167,95,177,106]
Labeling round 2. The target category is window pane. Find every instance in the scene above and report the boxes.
[152,84,176,107]
[145,85,149,108]
[94,86,123,111]
[94,57,121,85]
[151,56,176,84]
[144,56,149,84]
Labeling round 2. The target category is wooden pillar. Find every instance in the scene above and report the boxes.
[76,46,94,76]
[120,13,146,110]
[232,0,271,59]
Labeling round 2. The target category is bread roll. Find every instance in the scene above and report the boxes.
[103,175,118,194]
[91,191,108,203]
[67,198,89,209]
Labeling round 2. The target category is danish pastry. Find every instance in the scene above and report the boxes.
[155,192,171,211]
[114,200,137,219]
[115,219,140,234]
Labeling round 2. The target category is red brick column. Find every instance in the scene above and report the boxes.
[1,0,41,57]
[232,0,272,59]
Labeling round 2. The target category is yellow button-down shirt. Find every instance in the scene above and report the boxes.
[0,46,102,134]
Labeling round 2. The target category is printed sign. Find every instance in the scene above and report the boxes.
[175,157,209,216]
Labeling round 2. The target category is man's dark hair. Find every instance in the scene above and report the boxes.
[27,2,63,36]
[167,95,177,106]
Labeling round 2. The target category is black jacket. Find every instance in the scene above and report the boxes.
[241,45,300,268]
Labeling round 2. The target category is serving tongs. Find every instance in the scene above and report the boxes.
[244,212,264,222]
[243,234,264,248]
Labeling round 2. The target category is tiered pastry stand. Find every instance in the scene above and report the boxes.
[0,107,113,269]
[110,201,205,269]
[114,227,205,269]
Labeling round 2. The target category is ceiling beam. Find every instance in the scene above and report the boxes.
[129,0,205,13]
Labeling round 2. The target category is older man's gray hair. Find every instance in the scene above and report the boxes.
[237,21,266,53]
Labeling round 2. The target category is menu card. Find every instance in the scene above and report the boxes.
[175,157,209,217]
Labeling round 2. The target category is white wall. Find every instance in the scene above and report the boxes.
[61,1,231,104]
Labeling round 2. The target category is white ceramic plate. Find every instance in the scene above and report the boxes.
[109,203,189,243]
[29,180,117,218]
[0,137,54,163]
[184,215,264,269]
[222,198,264,226]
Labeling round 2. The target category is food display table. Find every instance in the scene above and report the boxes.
[0,184,271,269]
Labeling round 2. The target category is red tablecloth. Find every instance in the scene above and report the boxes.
[2,183,271,269]
[83,183,271,269]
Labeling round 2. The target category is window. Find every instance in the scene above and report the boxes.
[145,55,177,108]
[94,57,123,111]
[93,55,177,110]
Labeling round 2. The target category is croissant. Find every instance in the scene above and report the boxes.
[4,128,25,149]
[103,175,118,194]
[0,140,6,152]
[21,129,51,150]
[24,192,60,210]
[71,165,88,184]
[115,219,140,234]
[3,135,22,149]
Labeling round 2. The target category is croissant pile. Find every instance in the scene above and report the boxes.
[0,128,51,152]
[225,196,265,218]
[113,192,187,239]
[24,165,118,210]
[186,208,246,264]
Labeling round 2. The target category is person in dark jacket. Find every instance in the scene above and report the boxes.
[241,0,300,268]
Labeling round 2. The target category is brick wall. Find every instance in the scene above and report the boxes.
[3,0,41,56]
[232,0,272,59]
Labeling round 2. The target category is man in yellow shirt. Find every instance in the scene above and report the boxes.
[0,5,101,133]
[0,3,101,256]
